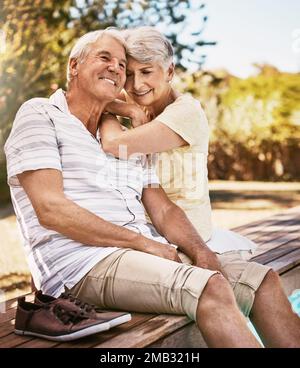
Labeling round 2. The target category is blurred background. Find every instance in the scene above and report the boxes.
[0,0,300,300]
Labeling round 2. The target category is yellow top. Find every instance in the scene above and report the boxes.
[155,94,212,242]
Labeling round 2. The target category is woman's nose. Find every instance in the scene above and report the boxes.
[133,76,143,90]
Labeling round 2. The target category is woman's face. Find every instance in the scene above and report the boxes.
[125,57,172,107]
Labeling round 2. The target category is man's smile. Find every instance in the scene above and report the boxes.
[98,76,117,86]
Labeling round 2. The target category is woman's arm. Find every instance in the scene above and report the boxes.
[99,113,187,159]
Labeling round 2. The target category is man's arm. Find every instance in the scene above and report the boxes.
[105,100,149,127]
[17,168,180,261]
[142,186,223,273]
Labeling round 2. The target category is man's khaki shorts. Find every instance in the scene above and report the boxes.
[70,248,271,321]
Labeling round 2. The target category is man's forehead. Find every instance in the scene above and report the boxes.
[93,36,126,61]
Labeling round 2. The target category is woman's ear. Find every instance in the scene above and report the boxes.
[69,58,79,79]
[167,62,175,82]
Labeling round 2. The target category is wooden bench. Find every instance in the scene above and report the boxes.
[1,206,300,348]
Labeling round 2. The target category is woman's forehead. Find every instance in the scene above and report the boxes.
[127,58,156,70]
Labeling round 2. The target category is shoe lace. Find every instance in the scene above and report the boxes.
[60,292,96,314]
[49,304,88,325]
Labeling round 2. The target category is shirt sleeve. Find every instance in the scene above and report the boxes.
[4,100,62,187]
[155,95,209,151]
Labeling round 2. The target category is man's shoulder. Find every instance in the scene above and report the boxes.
[19,96,52,113]
[9,97,55,136]
[13,97,58,127]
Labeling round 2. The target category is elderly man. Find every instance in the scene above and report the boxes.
[5,28,300,348]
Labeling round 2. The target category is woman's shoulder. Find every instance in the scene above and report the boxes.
[168,93,203,112]
[164,93,206,124]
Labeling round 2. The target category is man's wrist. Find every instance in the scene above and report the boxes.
[189,243,212,261]
[128,104,139,120]
[130,233,150,253]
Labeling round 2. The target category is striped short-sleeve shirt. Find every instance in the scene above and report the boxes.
[4,89,166,297]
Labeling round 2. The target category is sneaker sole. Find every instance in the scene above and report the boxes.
[14,322,111,342]
[108,313,132,328]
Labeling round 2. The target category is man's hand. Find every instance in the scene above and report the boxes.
[129,105,149,127]
[192,248,228,278]
[144,240,182,263]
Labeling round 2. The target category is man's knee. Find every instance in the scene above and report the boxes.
[198,273,235,312]
[264,269,280,282]
[258,269,282,291]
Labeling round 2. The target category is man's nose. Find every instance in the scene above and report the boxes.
[107,58,120,73]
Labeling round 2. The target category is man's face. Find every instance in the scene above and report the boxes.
[75,35,126,102]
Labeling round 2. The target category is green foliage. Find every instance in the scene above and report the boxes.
[0,0,213,139]
[0,0,74,140]
[0,0,213,205]
[174,65,300,181]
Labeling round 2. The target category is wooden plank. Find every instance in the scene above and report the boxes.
[10,332,57,349]
[93,315,191,348]
[252,224,300,244]
[233,205,300,231]
[249,235,300,261]
[149,322,207,348]
[254,233,299,249]
[265,248,300,274]
[237,218,300,240]
[0,319,15,339]
[251,242,300,265]
[0,308,16,324]
[237,220,300,245]
[0,330,31,348]
[233,208,300,236]
[233,211,300,243]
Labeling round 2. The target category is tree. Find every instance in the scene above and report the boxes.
[174,65,300,181]
[0,0,213,204]
[0,0,213,139]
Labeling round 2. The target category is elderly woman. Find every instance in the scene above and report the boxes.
[100,26,255,255]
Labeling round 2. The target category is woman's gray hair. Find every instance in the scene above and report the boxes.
[67,28,126,83]
[123,27,173,68]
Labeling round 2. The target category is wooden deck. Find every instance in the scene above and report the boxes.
[1,206,300,348]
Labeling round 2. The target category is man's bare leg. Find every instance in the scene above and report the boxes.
[196,274,261,348]
[250,270,300,347]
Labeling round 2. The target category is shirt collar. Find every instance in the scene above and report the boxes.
[49,88,102,143]
[49,88,71,115]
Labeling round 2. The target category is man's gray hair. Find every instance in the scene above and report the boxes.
[123,27,173,68]
[67,28,126,82]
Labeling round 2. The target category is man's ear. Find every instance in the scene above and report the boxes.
[69,58,79,78]
[167,62,175,82]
